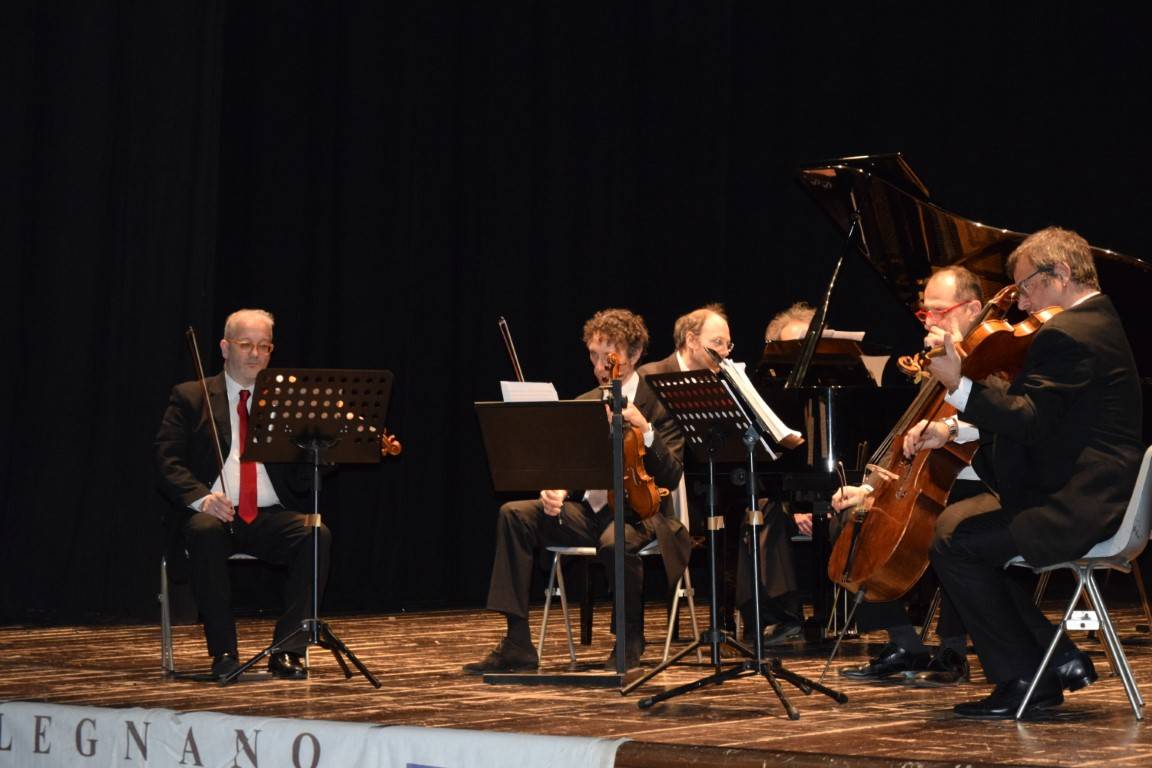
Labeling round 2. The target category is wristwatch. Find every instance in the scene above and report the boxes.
[944,416,959,441]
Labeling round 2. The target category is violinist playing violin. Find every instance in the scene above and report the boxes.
[154,309,331,682]
[832,266,989,686]
[465,308,690,673]
[925,226,1143,719]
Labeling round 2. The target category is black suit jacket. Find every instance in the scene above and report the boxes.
[637,351,682,378]
[155,372,310,520]
[964,295,1143,566]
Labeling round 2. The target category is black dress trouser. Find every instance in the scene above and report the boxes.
[184,506,331,657]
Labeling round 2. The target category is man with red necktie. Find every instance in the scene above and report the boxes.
[156,308,331,681]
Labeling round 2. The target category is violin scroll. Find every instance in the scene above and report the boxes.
[379,428,402,457]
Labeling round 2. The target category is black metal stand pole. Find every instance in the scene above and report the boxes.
[621,443,754,696]
[627,427,847,718]
[222,440,381,688]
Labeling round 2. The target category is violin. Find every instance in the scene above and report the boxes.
[379,428,402,457]
[827,285,1061,601]
[605,353,669,520]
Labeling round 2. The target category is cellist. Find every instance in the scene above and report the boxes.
[926,227,1142,719]
[831,267,988,686]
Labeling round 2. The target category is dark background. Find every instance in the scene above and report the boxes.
[3,1,1149,625]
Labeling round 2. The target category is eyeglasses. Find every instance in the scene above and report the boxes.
[227,338,275,355]
[1015,267,1053,296]
[706,337,734,353]
[914,301,968,324]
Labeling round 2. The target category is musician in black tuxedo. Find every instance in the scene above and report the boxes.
[831,266,987,685]
[155,309,331,681]
[466,308,690,672]
[927,227,1144,718]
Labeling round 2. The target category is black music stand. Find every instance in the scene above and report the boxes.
[219,368,393,688]
[621,368,847,718]
[474,399,636,687]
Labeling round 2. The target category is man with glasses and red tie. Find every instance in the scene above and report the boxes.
[923,227,1142,718]
[155,308,331,681]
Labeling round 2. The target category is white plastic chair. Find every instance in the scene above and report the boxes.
[1009,444,1152,720]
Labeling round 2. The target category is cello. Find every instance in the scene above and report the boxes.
[826,285,1061,601]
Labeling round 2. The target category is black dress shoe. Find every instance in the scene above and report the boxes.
[953,677,1063,719]
[908,647,969,687]
[211,653,240,680]
[605,636,646,670]
[1053,650,1098,692]
[840,643,931,680]
[268,651,308,680]
[762,621,804,648]
[462,639,539,674]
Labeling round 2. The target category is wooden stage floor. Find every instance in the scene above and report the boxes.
[2,602,1151,767]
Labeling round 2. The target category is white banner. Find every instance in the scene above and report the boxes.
[0,701,626,768]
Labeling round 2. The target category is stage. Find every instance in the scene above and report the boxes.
[1,601,1149,767]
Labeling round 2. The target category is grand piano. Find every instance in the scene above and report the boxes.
[749,152,1152,634]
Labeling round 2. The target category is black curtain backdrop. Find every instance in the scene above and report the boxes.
[3,1,1149,624]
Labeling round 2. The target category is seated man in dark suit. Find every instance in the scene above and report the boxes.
[466,308,690,672]
[831,266,988,685]
[928,227,1142,718]
[155,308,331,681]
[638,303,733,377]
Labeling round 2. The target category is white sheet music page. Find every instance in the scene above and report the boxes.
[822,328,866,341]
[717,358,803,448]
[500,381,559,402]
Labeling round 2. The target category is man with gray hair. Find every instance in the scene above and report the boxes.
[927,227,1142,718]
[155,309,331,681]
[639,303,733,376]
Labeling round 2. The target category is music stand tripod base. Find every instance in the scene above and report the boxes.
[221,368,394,688]
[630,371,848,717]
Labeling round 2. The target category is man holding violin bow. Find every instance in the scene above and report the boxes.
[465,308,690,674]
[923,226,1143,719]
[840,227,1142,718]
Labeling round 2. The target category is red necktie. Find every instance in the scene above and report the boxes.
[237,390,258,523]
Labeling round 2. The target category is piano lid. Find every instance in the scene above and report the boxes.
[797,153,1151,308]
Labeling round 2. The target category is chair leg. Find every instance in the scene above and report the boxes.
[1133,560,1152,632]
[537,553,560,660]
[1017,570,1086,720]
[1078,583,1118,674]
[1084,571,1145,718]
[1033,571,1051,605]
[919,587,942,642]
[662,577,682,662]
[554,556,578,663]
[159,556,174,675]
[684,569,702,663]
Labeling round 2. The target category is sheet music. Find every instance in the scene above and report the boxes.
[500,381,559,402]
[823,328,865,341]
[717,358,803,448]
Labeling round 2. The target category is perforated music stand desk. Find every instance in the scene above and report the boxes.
[245,368,394,465]
[222,367,394,688]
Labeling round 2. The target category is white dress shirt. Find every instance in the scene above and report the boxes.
[191,372,282,512]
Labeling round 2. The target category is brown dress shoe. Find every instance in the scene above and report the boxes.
[462,639,539,674]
